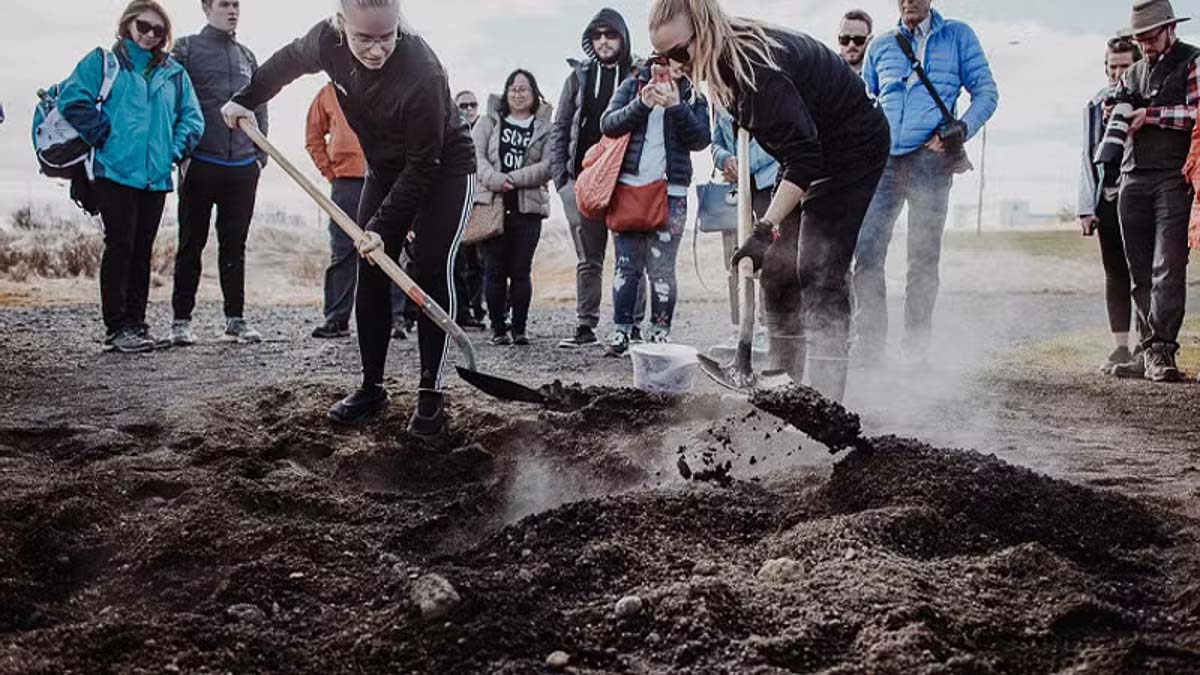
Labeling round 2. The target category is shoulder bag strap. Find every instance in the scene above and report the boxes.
[894,32,956,126]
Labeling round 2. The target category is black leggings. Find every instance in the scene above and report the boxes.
[357,172,473,391]
[1096,196,1132,335]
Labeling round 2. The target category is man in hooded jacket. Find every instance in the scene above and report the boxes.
[550,8,645,349]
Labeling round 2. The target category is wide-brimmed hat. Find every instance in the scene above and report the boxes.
[1119,0,1190,37]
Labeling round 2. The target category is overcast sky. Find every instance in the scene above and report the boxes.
[0,0,1189,222]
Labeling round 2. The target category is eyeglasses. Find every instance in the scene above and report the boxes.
[1133,26,1167,45]
[589,28,620,41]
[507,86,531,96]
[134,19,166,39]
[839,35,869,47]
[650,35,694,66]
[457,102,478,110]
[347,32,398,50]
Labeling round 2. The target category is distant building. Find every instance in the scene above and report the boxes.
[954,199,1061,230]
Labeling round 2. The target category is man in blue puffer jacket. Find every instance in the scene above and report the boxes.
[853,0,998,363]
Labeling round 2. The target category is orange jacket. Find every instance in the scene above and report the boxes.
[305,83,365,181]
[1186,109,1200,249]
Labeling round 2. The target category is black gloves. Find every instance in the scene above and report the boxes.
[937,120,969,154]
[730,219,776,272]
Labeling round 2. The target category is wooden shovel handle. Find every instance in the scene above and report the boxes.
[237,119,477,372]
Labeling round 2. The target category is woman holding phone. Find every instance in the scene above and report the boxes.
[599,57,710,357]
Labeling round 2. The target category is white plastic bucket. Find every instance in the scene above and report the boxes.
[630,343,699,395]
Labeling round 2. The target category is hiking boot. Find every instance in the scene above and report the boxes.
[1100,346,1133,373]
[110,327,154,354]
[512,332,531,346]
[407,389,447,437]
[391,319,407,340]
[605,330,631,358]
[491,331,513,346]
[313,319,351,339]
[630,326,645,344]
[223,318,263,344]
[558,325,598,349]
[328,385,389,425]
[171,320,197,347]
[1110,348,1146,379]
[1145,344,1184,383]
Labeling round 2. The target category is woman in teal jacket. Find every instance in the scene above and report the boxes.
[58,0,204,353]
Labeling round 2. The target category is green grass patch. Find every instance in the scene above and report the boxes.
[944,229,1097,264]
[1014,315,1200,374]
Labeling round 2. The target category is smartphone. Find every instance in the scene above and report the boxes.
[651,64,671,85]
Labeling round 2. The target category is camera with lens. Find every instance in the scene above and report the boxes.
[1094,86,1148,165]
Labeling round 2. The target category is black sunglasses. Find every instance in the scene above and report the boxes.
[839,35,869,47]
[134,19,166,39]
[651,36,694,66]
[590,28,620,41]
[458,102,478,110]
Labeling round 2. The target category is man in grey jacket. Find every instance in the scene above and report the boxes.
[169,0,268,347]
[550,8,643,349]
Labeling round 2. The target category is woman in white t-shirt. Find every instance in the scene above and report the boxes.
[471,69,555,346]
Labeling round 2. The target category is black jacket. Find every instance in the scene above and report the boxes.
[173,25,268,165]
[232,21,475,235]
[548,8,635,189]
[727,27,890,194]
[601,67,710,187]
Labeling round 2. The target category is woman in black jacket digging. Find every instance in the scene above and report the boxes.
[221,0,475,436]
[647,0,891,402]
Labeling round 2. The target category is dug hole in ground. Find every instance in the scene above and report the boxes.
[2,214,1200,673]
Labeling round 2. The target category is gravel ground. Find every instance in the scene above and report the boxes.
[2,293,1200,673]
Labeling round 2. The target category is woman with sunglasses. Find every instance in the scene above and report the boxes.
[647,0,890,401]
[472,69,553,347]
[221,0,476,436]
[599,55,710,356]
[58,0,204,354]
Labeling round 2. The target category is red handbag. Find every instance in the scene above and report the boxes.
[575,133,631,220]
[605,180,668,233]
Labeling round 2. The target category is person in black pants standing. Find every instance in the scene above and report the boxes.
[649,0,891,402]
[171,0,268,346]
[224,0,475,436]
[1079,38,1141,372]
[472,70,554,346]
[454,89,487,328]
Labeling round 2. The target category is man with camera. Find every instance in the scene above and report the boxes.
[853,0,998,364]
[1110,0,1200,382]
[1080,38,1142,373]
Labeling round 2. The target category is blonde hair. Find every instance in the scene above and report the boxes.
[649,0,780,112]
[116,0,174,66]
[331,0,411,33]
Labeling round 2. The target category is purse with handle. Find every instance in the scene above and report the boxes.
[463,189,505,245]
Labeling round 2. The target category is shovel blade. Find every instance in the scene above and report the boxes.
[697,354,794,394]
[456,366,546,404]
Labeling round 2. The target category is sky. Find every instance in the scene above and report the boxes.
[0,0,1192,224]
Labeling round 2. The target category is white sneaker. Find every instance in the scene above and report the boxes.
[170,320,196,347]
[223,317,263,344]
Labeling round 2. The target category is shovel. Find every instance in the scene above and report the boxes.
[698,129,788,394]
[238,119,545,404]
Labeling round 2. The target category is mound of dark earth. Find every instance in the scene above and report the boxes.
[2,384,1199,673]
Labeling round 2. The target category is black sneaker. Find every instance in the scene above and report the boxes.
[605,331,631,358]
[1145,344,1184,383]
[512,332,531,346]
[491,332,513,346]
[135,325,172,350]
[313,320,351,339]
[1100,346,1133,373]
[630,326,645,344]
[328,385,390,425]
[408,389,447,437]
[557,325,598,349]
[457,316,486,330]
[392,320,407,340]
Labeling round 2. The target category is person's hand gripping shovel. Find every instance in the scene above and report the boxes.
[697,129,790,394]
[225,108,545,404]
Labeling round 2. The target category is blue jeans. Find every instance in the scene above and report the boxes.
[852,148,954,354]
[612,196,686,336]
